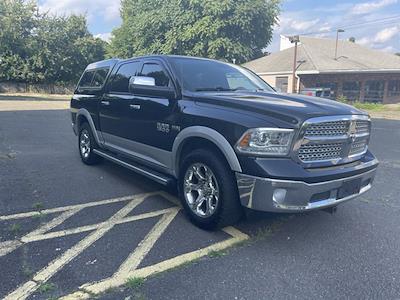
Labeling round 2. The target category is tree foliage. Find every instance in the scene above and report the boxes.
[0,0,106,84]
[109,0,280,63]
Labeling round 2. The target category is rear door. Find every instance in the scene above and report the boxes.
[99,60,143,146]
[73,67,110,135]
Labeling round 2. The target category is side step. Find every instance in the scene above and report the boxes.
[93,149,175,186]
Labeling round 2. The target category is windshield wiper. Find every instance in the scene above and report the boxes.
[195,87,237,92]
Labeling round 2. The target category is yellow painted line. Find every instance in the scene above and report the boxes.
[0,240,22,257]
[115,208,179,276]
[0,193,158,221]
[5,197,146,300]
[21,207,178,244]
[63,226,249,298]
[4,191,250,300]
[0,209,82,257]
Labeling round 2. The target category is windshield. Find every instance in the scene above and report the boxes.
[169,57,275,93]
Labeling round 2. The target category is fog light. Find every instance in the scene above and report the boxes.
[273,189,287,205]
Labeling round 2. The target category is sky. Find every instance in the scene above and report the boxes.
[37,0,400,54]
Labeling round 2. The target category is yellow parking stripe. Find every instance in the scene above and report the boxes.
[63,226,249,299]
[5,197,146,300]
[1,192,250,300]
[0,192,158,221]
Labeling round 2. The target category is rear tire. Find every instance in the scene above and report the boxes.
[178,148,243,230]
[78,122,102,165]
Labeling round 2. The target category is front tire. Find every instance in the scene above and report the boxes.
[178,149,243,230]
[78,122,102,165]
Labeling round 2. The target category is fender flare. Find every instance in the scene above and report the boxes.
[75,109,102,145]
[172,126,242,177]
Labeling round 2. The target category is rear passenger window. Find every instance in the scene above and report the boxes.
[140,63,170,87]
[92,68,109,87]
[78,70,95,88]
[110,61,141,93]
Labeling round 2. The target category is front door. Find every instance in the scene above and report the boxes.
[132,60,179,152]
[99,59,179,170]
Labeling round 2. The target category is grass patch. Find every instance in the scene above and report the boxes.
[32,202,44,211]
[126,277,145,290]
[208,249,227,258]
[352,102,385,111]
[22,265,34,278]
[9,223,22,235]
[37,282,56,294]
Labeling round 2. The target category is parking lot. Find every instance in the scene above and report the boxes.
[1,101,400,299]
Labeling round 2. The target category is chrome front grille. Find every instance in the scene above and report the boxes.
[355,120,370,135]
[296,116,371,166]
[304,121,349,137]
[298,142,343,162]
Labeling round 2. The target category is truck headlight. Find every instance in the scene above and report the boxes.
[236,128,295,156]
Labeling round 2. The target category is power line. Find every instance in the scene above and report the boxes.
[296,14,400,36]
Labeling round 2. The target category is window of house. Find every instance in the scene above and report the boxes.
[316,82,337,99]
[388,80,400,97]
[140,63,170,87]
[342,81,360,101]
[275,77,288,93]
[109,61,141,93]
[364,80,384,103]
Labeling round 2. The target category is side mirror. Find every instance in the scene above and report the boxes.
[130,76,155,87]
[129,76,176,99]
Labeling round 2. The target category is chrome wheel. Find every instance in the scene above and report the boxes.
[80,129,91,159]
[183,163,220,218]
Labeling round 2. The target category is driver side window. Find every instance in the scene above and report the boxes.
[140,63,171,87]
[109,61,141,93]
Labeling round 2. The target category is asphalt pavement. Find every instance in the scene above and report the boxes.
[0,108,399,299]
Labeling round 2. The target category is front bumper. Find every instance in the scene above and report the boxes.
[236,162,378,213]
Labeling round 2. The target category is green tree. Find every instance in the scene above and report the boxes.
[0,0,106,84]
[109,0,280,63]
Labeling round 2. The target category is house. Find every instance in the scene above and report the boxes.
[243,36,400,103]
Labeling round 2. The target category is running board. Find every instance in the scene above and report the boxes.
[93,149,174,186]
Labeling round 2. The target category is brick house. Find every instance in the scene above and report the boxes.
[243,36,400,103]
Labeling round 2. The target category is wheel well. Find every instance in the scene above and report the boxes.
[177,137,231,176]
[77,114,88,130]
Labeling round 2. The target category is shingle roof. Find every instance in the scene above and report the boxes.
[243,36,400,74]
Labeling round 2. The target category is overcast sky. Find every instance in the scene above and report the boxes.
[37,0,400,53]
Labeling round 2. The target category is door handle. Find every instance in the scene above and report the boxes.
[101,101,110,106]
[129,104,141,110]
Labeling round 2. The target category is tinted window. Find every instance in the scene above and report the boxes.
[79,70,95,87]
[140,63,170,87]
[110,61,141,93]
[92,68,109,87]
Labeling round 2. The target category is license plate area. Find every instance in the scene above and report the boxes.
[338,178,362,199]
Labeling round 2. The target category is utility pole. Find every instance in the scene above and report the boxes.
[335,29,345,60]
[289,35,300,94]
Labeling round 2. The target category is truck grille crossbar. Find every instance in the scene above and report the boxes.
[295,116,371,166]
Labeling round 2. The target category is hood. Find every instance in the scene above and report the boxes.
[189,91,366,128]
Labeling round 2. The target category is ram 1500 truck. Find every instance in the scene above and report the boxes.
[71,55,379,229]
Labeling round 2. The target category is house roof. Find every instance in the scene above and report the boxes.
[243,36,400,74]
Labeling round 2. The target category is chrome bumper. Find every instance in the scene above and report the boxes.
[236,167,377,213]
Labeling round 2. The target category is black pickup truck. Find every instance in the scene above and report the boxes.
[71,55,378,229]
